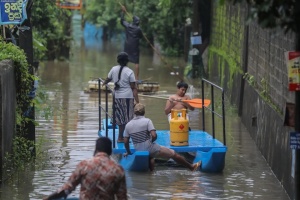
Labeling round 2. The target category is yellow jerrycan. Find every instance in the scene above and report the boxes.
[169,109,189,146]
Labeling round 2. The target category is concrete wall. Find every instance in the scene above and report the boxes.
[241,82,294,197]
[208,2,296,199]
[0,60,16,180]
[243,22,296,199]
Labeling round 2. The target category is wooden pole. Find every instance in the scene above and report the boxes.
[191,0,200,78]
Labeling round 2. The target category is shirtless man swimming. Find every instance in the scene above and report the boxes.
[164,81,194,121]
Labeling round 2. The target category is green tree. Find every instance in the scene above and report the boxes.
[224,0,299,32]
[31,0,72,60]
[135,0,192,55]
[84,0,121,40]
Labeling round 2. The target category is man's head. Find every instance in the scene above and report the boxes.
[177,81,188,89]
[134,103,145,116]
[117,52,129,66]
[176,81,188,96]
[94,137,112,156]
[133,16,140,26]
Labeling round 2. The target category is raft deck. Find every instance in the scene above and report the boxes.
[99,119,227,173]
[99,128,226,154]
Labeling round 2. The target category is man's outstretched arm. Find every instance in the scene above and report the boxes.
[120,7,129,27]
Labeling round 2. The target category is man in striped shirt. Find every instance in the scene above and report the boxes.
[123,103,201,171]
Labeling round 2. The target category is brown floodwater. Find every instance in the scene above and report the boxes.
[0,14,290,200]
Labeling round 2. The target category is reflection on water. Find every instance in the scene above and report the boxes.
[0,15,290,200]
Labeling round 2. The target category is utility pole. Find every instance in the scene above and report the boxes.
[191,0,201,78]
[18,0,35,150]
[190,0,207,79]
[184,19,192,62]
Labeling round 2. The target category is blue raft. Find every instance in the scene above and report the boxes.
[98,78,227,173]
[99,119,227,173]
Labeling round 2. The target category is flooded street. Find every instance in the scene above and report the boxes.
[0,15,290,199]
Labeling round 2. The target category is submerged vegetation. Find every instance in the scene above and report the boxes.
[2,135,49,182]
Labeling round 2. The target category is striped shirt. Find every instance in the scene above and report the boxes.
[124,116,160,157]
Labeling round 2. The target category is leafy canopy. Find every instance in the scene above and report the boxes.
[223,0,299,33]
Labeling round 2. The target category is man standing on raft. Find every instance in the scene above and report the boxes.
[120,6,143,80]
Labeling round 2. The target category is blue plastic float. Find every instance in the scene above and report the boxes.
[99,120,227,173]
[98,78,227,173]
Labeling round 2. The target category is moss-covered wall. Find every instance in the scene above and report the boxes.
[208,3,245,95]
